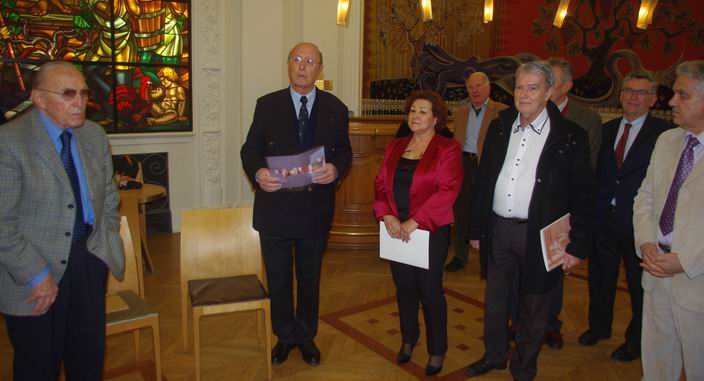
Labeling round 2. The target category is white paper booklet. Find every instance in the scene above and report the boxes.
[379,221,430,269]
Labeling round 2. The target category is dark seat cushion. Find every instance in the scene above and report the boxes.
[188,274,268,307]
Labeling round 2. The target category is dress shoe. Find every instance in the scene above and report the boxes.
[299,341,321,365]
[544,330,564,349]
[425,355,443,376]
[271,342,294,365]
[465,357,507,376]
[396,343,414,364]
[578,330,610,346]
[444,258,465,272]
[611,343,640,362]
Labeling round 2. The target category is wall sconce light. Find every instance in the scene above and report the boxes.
[553,0,570,28]
[483,0,494,23]
[637,0,658,29]
[421,0,433,22]
[336,0,350,26]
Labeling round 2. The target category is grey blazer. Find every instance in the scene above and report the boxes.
[0,109,124,316]
[564,100,602,169]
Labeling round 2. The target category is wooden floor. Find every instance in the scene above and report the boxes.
[0,233,643,380]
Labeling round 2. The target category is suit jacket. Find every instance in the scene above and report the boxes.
[469,102,595,293]
[0,109,124,316]
[634,128,704,313]
[452,99,508,160]
[595,115,672,232]
[241,88,352,239]
[373,134,463,232]
[563,100,602,169]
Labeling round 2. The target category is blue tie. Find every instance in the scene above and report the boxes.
[60,131,87,242]
[298,96,309,144]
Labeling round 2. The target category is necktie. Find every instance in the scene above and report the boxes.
[60,131,87,242]
[473,107,481,117]
[298,96,309,144]
[614,123,632,170]
[659,135,700,236]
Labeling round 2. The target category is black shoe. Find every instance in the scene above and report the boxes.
[611,343,640,362]
[444,258,465,272]
[299,341,321,365]
[425,355,443,376]
[578,330,610,346]
[272,341,295,365]
[396,343,414,364]
[544,330,564,349]
[465,357,507,376]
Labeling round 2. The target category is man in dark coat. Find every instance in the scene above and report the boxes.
[465,61,595,381]
[240,42,352,366]
[578,70,672,362]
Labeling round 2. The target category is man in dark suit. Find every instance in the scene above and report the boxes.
[0,61,124,380]
[444,72,508,274]
[578,70,672,362]
[465,61,594,380]
[540,57,603,349]
[240,42,352,366]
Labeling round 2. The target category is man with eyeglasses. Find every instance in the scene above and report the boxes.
[465,61,594,380]
[0,61,124,380]
[579,70,671,362]
[634,59,704,381]
[241,42,352,366]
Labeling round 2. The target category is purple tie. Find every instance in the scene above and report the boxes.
[659,135,700,236]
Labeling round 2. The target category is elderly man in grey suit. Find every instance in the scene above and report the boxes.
[634,60,704,380]
[540,57,603,349]
[0,61,124,381]
[445,72,507,275]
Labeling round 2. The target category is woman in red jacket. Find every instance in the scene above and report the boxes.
[373,90,463,375]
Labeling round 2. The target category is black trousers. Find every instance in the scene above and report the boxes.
[259,233,326,345]
[484,215,551,381]
[389,225,450,355]
[4,235,108,381]
[587,209,643,347]
[451,154,478,265]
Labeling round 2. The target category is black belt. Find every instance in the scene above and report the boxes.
[463,151,478,159]
[658,243,671,253]
[494,213,528,225]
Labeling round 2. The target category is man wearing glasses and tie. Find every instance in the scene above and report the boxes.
[579,71,671,363]
[241,42,352,366]
[0,61,124,380]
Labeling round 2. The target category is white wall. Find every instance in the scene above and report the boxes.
[109,0,363,230]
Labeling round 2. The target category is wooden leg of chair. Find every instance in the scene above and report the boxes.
[133,330,141,363]
[181,289,189,351]
[264,301,272,381]
[193,308,202,381]
[152,317,163,381]
[257,309,264,345]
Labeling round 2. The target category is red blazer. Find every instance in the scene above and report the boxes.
[373,134,463,232]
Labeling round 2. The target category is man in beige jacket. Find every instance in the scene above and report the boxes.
[445,72,507,275]
[633,60,704,380]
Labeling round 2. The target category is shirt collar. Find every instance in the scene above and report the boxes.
[290,86,316,106]
[39,111,74,145]
[621,113,648,129]
[513,108,549,135]
[557,98,568,112]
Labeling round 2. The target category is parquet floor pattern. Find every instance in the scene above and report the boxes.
[0,233,642,380]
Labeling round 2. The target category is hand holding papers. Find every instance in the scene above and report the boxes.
[266,146,325,189]
[540,213,571,272]
[379,221,430,269]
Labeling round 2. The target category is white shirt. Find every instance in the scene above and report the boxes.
[557,98,568,113]
[613,113,647,161]
[657,130,704,246]
[493,108,551,219]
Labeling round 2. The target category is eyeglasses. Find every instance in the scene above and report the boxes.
[36,88,93,101]
[289,56,319,66]
[621,88,654,97]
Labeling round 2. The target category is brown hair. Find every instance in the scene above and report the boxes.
[403,90,448,132]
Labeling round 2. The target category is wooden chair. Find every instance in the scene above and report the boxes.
[180,207,272,381]
[105,216,162,380]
